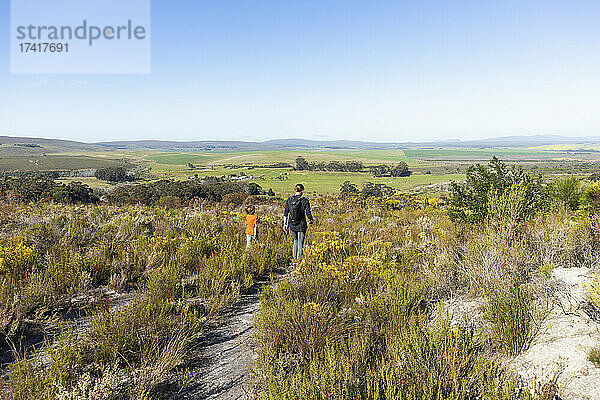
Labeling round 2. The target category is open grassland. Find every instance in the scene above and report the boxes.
[3,147,599,174]
[4,159,600,398]
[142,150,465,195]
[0,202,289,399]
[148,162,465,195]
[144,150,413,166]
[2,185,600,398]
[254,197,592,399]
[4,148,600,198]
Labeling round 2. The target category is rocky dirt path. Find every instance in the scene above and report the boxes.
[159,271,284,400]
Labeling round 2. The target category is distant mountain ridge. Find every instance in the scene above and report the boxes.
[94,134,600,150]
[3,134,600,154]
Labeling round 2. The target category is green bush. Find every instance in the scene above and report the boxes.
[483,284,542,356]
[546,176,582,211]
[582,182,600,213]
[448,157,545,223]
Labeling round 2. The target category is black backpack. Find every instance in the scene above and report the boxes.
[289,196,304,221]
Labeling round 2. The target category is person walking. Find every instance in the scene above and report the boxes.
[283,184,313,262]
[245,205,259,248]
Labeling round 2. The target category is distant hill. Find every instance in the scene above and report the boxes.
[3,134,600,154]
[0,135,106,155]
[97,135,600,151]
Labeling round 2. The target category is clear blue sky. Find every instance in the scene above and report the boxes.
[1,0,600,142]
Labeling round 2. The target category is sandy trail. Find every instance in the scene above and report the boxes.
[159,272,282,400]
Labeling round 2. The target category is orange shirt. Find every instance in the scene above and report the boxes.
[246,214,258,235]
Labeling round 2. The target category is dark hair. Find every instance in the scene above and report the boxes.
[295,183,305,192]
[245,205,256,214]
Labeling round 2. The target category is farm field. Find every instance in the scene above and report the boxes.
[144,149,414,166]
[147,162,464,195]
[403,148,566,160]
[4,146,600,198]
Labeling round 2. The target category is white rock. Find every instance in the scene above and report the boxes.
[510,267,600,399]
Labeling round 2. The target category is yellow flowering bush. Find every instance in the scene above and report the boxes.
[0,239,37,282]
[587,274,600,308]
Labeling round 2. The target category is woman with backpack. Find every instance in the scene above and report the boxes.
[283,184,313,262]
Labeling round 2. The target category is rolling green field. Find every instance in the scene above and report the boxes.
[148,164,458,195]
[4,147,599,195]
[145,149,413,166]
[142,150,460,195]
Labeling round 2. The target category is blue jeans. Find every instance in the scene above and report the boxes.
[291,230,305,260]
[246,234,256,247]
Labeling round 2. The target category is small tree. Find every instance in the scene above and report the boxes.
[390,162,411,177]
[369,165,391,177]
[95,166,128,182]
[448,157,544,223]
[295,156,310,171]
[361,182,395,198]
[53,182,98,204]
[267,188,275,196]
[248,182,264,195]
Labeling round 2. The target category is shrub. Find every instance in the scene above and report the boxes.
[586,274,600,308]
[0,239,37,285]
[547,176,582,211]
[448,157,545,223]
[156,195,184,209]
[340,181,359,195]
[486,183,530,239]
[483,284,543,356]
[221,192,248,206]
[295,156,310,171]
[89,296,199,368]
[248,182,265,195]
[106,179,247,205]
[369,164,390,177]
[54,182,98,204]
[94,166,128,182]
[589,345,600,367]
[361,182,395,198]
[582,182,600,213]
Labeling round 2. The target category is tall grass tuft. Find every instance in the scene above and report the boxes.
[483,284,542,356]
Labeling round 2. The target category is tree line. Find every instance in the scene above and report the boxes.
[295,156,411,177]
[0,173,269,206]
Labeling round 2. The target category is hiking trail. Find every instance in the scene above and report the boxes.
[159,270,285,400]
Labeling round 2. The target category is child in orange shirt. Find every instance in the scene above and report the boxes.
[245,205,258,248]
